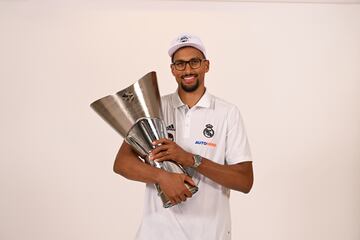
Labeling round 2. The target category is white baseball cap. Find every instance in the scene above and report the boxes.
[168,33,206,58]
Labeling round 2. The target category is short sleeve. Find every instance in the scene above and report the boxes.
[225,106,252,165]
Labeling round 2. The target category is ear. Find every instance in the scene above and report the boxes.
[204,60,210,73]
[170,64,176,76]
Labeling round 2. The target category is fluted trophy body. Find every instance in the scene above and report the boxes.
[90,71,198,208]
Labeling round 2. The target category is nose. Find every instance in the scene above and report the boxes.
[184,62,192,74]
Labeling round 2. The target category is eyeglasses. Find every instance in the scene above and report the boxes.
[172,58,206,71]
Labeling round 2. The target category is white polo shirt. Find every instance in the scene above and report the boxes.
[135,90,252,240]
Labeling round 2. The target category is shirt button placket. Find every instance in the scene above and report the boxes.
[184,112,191,138]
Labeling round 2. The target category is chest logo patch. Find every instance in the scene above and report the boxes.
[166,124,175,131]
[203,124,215,138]
[166,124,175,141]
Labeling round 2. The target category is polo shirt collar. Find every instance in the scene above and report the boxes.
[196,89,211,108]
[172,91,185,108]
[171,89,212,109]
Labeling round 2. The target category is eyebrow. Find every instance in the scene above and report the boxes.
[173,57,202,62]
[172,51,206,62]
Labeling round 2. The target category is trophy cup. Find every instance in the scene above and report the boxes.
[90,71,198,208]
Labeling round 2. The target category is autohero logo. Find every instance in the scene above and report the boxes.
[194,140,216,148]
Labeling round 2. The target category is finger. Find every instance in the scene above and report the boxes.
[175,196,183,204]
[184,190,193,198]
[151,151,169,161]
[179,194,187,202]
[184,176,196,187]
[181,186,193,198]
[150,145,168,155]
[154,155,172,162]
[170,198,177,205]
[149,151,169,160]
[152,138,171,146]
[171,196,180,204]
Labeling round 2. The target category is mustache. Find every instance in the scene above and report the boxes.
[181,74,198,79]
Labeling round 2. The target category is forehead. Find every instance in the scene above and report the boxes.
[172,47,204,61]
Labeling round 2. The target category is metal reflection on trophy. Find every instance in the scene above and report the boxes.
[90,71,198,208]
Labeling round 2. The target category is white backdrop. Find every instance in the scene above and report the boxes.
[0,0,359,239]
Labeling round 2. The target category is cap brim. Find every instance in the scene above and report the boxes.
[168,43,206,57]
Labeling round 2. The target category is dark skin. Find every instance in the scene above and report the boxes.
[114,47,253,205]
[114,142,195,204]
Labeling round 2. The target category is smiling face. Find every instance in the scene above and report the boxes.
[171,47,209,93]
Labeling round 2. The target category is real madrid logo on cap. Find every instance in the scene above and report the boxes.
[203,124,214,138]
[179,35,190,43]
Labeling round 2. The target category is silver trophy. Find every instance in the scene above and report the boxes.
[90,71,198,208]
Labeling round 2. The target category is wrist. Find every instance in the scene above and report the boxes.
[185,152,195,167]
[154,169,168,184]
[192,154,203,168]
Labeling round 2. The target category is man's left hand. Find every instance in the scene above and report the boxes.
[149,138,194,167]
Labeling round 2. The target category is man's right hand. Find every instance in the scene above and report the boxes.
[157,171,196,205]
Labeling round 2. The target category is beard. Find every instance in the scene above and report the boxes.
[180,75,200,92]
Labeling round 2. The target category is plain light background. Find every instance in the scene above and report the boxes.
[0,0,359,239]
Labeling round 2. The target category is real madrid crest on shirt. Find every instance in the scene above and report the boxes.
[203,124,215,138]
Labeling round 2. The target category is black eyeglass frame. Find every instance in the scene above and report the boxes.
[171,58,207,71]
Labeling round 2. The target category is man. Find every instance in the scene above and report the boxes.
[114,33,253,240]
